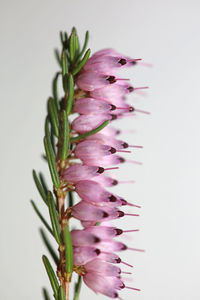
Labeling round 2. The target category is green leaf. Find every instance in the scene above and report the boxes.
[72,48,91,76]
[77,30,89,62]
[32,170,47,205]
[58,286,65,300]
[30,200,53,236]
[47,191,61,244]
[44,121,60,188]
[64,224,73,274]
[42,255,59,300]
[61,50,68,92]
[40,228,59,265]
[66,74,74,115]
[61,110,69,162]
[48,97,59,138]
[73,276,82,300]
[39,172,49,195]
[68,191,74,207]
[71,120,110,142]
[42,288,51,300]
[52,72,61,111]
[69,31,79,63]
[54,49,61,67]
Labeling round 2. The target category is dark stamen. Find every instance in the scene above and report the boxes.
[111,114,117,120]
[127,86,134,92]
[93,236,100,243]
[112,179,118,186]
[115,257,121,263]
[115,228,123,235]
[118,211,125,218]
[122,142,128,148]
[110,104,116,111]
[109,195,117,202]
[102,211,109,218]
[121,244,128,250]
[119,157,125,163]
[106,75,116,84]
[97,167,104,174]
[95,249,101,255]
[118,58,127,65]
[109,147,116,154]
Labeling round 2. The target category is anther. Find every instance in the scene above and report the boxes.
[106,76,116,84]
[118,211,125,218]
[110,104,116,111]
[113,292,118,298]
[93,237,101,243]
[97,167,104,173]
[115,257,121,263]
[121,244,128,250]
[109,147,117,154]
[102,211,109,218]
[122,142,129,148]
[115,228,123,235]
[118,58,127,65]
[95,249,101,255]
[112,179,118,185]
[109,195,117,202]
[119,157,125,163]
[111,114,117,120]
[127,86,134,92]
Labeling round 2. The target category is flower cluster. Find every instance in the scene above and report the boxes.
[63,49,146,299]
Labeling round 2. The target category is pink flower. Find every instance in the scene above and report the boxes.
[61,47,146,298]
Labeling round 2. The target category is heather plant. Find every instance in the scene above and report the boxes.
[32,27,148,300]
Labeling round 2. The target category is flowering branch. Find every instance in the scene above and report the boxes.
[32,27,147,300]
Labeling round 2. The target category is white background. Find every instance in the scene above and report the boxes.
[1,0,200,300]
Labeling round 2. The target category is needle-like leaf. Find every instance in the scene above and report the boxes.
[42,288,51,300]
[48,97,59,138]
[40,228,59,265]
[32,170,47,205]
[58,286,66,300]
[31,200,53,236]
[73,276,82,300]
[47,191,61,244]
[52,72,61,111]
[68,191,74,207]
[66,74,74,115]
[64,224,73,275]
[42,255,59,300]
[72,48,91,76]
[71,120,109,142]
[61,50,68,92]
[76,30,89,62]
[61,110,69,163]
[54,49,61,67]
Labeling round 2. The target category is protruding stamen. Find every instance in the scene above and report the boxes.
[125,286,141,291]
[117,150,131,153]
[126,202,141,208]
[116,106,134,112]
[104,167,119,171]
[133,86,149,91]
[129,145,143,148]
[133,108,150,115]
[121,271,132,275]
[121,261,134,268]
[124,213,140,217]
[123,229,139,233]
[126,160,143,165]
[128,248,145,252]
[118,180,135,184]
